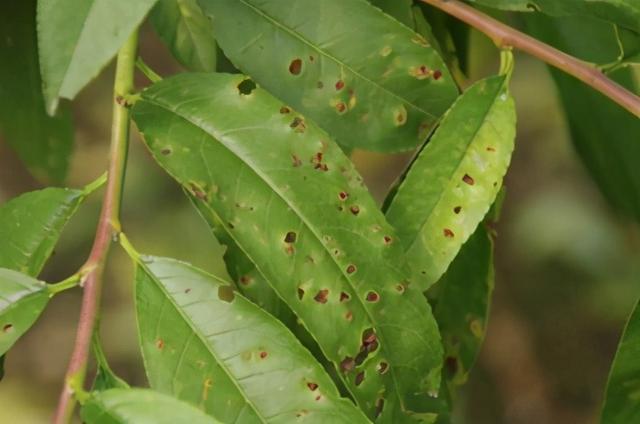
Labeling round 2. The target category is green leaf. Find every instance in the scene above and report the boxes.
[92,334,130,391]
[132,72,443,420]
[37,0,158,114]
[369,0,414,27]
[601,299,640,423]
[187,193,297,327]
[130,251,370,423]
[470,0,640,32]
[0,268,51,356]
[525,14,640,221]
[0,0,73,183]
[385,75,515,290]
[197,0,458,152]
[151,0,217,72]
[81,388,222,424]
[0,185,96,276]
[429,226,494,387]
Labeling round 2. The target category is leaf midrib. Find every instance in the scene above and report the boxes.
[141,93,409,411]
[137,258,268,424]
[234,0,436,119]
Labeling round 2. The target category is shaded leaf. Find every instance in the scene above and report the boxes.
[37,0,158,114]
[151,0,217,72]
[0,355,4,381]
[0,268,51,356]
[385,75,515,290]
[0,183,99,276]
[198,0,458,152]
[132,73,443,420]
[81,388,221,424]
[131,253,370,423]
[525,14,640,221]
[0,0,73,183]
[471,0,640,32]
[429,226,494,387]
[601,299,640,423]
[369,0,414,27]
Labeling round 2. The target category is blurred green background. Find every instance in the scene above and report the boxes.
[0,22,639,424]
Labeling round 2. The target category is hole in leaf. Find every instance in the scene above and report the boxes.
[375,398,385,418]
[366,291,379,302]
[218,285,235,302]
[355,371,365,386]
[462,174,475,185]
[289,58,303,75]
[377,361,389,374]
[314,289,329,304]
[284,231,297,243]
[237,79,257,95]
[297,287,305,300]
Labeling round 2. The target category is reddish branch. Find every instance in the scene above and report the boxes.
[52,31,138,424]
[419,0,640,118]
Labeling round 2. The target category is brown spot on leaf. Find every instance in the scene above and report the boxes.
[339,191,349,200]
[297,287,305,300]
[350,205,360,216]
[307,382,318,391]
[259,351,268,359]
[383,236,392,244]
[462,174,475,185]
[454,206,462,214]
[340,357,355,373]
[289,58,302,75]
[366,291,379,302]
[433,70,443,80]
[355,371,365,386]
[375,398,385,418]
[284,231,297,243]
[345,311,353,321]
[340,291,350,302]
[377,361,389,374]
[155,339,164,350]
[161,147,172,155]
[346,264,357,274]
[443,228,455,238]
[335,80,345,90]
[290,117,306,133]
[336,102,347,113]
[486,146,496,152]
[291,154,302,167]
[239,275,252,286]
[280,106,291,114]
[314,289,329,304]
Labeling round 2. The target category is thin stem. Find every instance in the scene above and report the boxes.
[53,29,138,424]
[419,0,640,118]
[48,274,81,295]
[136,57,162,83]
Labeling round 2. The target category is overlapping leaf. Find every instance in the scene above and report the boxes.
[369,0,414,27]
[37,0,158,114]
[601,299,640,423]
[429,226,494,387]
[81,388,221,424]
[197,0,458,152]
[385,75,515,290]
[0,0,73,183]
[525,14,640,221]
[151,0,217,72]
[131,252,370,423]
[132,73,443,420]
[471,0,640,32]
[0,269,51,356]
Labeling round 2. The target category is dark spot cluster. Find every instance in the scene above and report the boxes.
[311,152,328,172]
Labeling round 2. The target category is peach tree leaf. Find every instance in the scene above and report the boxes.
[130,253,370,424]
[132,72,443,421]
[37,0,158,114]
[197,0,458,152]
[0,0,73,183]
[151,0,217,72]
[81,388,222,424]
[385,75,515,290]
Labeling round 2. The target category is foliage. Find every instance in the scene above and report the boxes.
[0,0,638,423]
